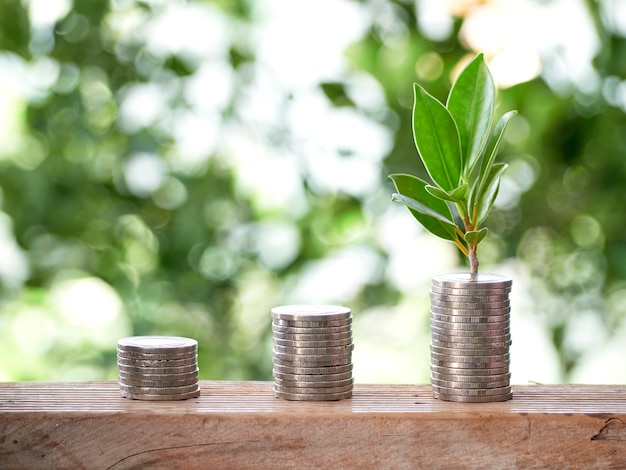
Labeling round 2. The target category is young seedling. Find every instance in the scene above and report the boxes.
[390,53,517,274]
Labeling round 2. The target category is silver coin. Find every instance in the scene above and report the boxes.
[117,353,198,363]
[272,324,352,335]
[273,358,353,369]
[273,354,352,367]
[117,355,198,367]
[120,388,201,401]
[431,337,511,350]
[117,349,198,360]
[119,379,200,390]
[431,364,509,376]
[430,357,510,369]
[119,376,199,388]
[273,349,352,361]
[430,319,509,332]
[430,376,510,389]
[272,369,353,382]
[273,387,352,401]
[271,305,351,322]
[430,369,510,379]
[117,336,198,354]
[118,369,198,381]
[430,293,510,302]
[430,288,510,298]
[430,342,511,353]
[272,330,353,342]
[432,389,512,403]
[430,302,511,314]
[273,337,353,348]
[431,330,511,342]
[273,344,354,356]
[430,304,511,316]
[430,285,511,296]
[430,328,511,343]
[430,298,511,310]
[431,337,511,347]
[117,357,198,368]
[271,317,352,325]
[431,378,510,391]
[118,363,199,375]
[429,291,510,303]
[431,309,511,321]
[432,383,512,396]
[430,312,511,330]
[274,376,354,389]
[432,273,512,288]
[430,360,510,372]
[430,325,512,343]
[273,317,352,328]
[430,312,510,324]
[430,344,509,357]
[431,370,510,384]
[119,382,200,395]
[272,362,353,375]
[430,324,510,338]
[431,350,509,363]
[430,355,510,367]
[431,316,509,329]
[430,376,511,390]
[116,344,197,355]
[430,361,510,372]
[431,302,511,312]
[117,336,197,354]
[274,382,354,395]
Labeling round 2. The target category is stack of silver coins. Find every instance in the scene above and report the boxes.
[117,336,201,401]
[429,273,513,403]
[272,305,354,401]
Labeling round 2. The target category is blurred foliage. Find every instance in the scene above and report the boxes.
[0,0,625,383]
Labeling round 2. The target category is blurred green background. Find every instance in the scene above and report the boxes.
[0,0,625,384]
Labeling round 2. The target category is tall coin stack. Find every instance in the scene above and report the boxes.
[117,336,201,401]
[272,305,354,401]
[429,273,513,403]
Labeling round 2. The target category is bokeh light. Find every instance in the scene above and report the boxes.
[0,0,625,385]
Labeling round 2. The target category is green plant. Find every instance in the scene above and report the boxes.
[389,53,517,274]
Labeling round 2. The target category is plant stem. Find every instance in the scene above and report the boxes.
[468,244,479,274]
[462,215,479,274]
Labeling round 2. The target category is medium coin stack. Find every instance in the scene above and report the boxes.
[117,336,201,401]
[272,305,354,401]
[429,273,513,403]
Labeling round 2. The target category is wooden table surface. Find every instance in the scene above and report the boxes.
[1,381,625,469]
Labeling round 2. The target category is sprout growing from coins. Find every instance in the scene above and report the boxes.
[389,53,517,274]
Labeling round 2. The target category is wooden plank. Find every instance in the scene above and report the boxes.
[0,382,625,469]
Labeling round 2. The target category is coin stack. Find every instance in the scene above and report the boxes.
[117,336,201,401]
[272,305,354,401]
[429,273,513,403]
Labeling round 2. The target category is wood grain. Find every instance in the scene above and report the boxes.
[1,382,625,469]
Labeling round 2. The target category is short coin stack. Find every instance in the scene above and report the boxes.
[429,273,513,403]
[272,305,354,401]
[117,336,201,401]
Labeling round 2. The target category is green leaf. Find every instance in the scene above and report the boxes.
[464,227,489,245]
[468,110,517,214]
[391,193,453,226]
[449,183,468,201]
[425,183,468,204]
[475,163,508,225]
[412,84,462,192]
[447,53,495,177]
[389,174,458,241]
[478,110,518,183]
